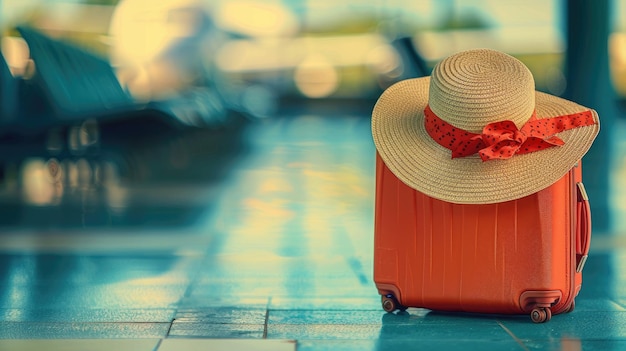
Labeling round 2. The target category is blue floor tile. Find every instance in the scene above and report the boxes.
[0,339,160,351]
[297,339,525,351]
[500,311,626,342]
[0,322,171,338]
[0,308,176,322]
[268,310,387,325]
[158,339,296,351]
[173,307,267,324]
[565,298,626,312]
[167,322,266,338]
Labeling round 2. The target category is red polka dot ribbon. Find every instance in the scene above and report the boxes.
[424,105,596,161]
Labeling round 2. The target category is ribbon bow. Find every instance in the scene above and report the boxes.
[423,105,596,162]
[453,120,565,161]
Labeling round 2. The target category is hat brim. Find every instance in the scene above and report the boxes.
[371,77,600,204]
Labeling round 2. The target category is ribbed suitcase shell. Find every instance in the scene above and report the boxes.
[374,153,590,322]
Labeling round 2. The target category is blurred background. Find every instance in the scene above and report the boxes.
[1,0,625,232]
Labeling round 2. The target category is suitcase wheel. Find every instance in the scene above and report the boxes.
[530,307,552,323]
[381,294,407,313]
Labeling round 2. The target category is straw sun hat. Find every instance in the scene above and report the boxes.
[371,48,599,204]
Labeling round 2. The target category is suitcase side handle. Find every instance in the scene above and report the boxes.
[576,182,591,273]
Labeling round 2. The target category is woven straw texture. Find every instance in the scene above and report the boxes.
[371,49,600,204]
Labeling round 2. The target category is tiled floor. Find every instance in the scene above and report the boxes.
[0,107,625,350]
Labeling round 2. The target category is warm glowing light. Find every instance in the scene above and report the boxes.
[109,0,206,66]
[1,37,30,77]
[294,54,338,98]
[108,0,212,100]
[366,44,401,75]
[215,34,392,98]
[609,33,626,96]
[416,26,562,62]
[21,159,64,205]
[216,34,392,72]
[611,34,626,67]
[215,0,298,38]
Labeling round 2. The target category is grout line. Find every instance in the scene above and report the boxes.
[153,339,163,351]
[497,321,530,351]
[263,309,270,339]
[165,318,175,338]
[263,296,272,339]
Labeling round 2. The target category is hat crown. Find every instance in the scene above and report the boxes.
[428,49,535,133]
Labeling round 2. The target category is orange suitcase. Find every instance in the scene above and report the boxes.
[373,153,591,323]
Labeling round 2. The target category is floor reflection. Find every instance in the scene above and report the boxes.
[0,118,249,229]
[0,253,193,319]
